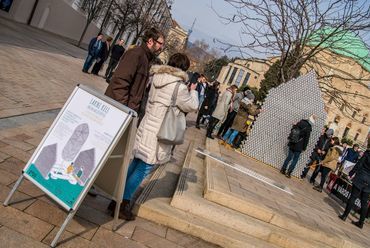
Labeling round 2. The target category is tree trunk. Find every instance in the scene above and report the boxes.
[78,20,91,48]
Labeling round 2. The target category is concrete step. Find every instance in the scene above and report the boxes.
[203,139,363,248]
[134,142,279,248]
[170,140,337,248]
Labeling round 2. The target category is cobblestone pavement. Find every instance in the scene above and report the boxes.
[0,19,218,247]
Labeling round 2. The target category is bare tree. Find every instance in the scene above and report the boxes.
[130,0,172,44]
[215,0,370,108]
[77,0,107,47]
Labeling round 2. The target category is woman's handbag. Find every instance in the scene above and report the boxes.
[157,82,186,145]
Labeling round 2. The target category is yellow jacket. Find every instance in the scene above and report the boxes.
[321,146,343,171]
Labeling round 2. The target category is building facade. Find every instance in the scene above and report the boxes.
[217,49,370,146]
[217,58,271,89]
[158,20,188,63]
[0,0,172,47]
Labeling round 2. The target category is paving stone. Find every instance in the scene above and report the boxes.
[8,178,45,197]
[0,157,26,176]
[92,227,146,248]
[25,200,98,240]
[0,184,36,210]
[0,204,53,241]
[1,138,35,151]
[0,140,8,147]
[0,145,32,163]
[6,133,33,141]
[42,227,99,248]
[166,228,218,248]
[102,216,167,239]
[0,168,18,185]
[0,151,11,162]
[76,204,112,226]
[0,226,48,248]
[25,136,43,146]
[132,227,182,248]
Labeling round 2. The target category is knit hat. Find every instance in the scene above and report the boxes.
[326,128,334,137]
[308,114,317,125]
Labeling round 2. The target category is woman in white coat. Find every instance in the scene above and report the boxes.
[114,53,198,220]
[206,85,237,139]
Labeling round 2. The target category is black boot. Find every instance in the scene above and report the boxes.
[338,214,347,221]
[119,199,135,221]
[351,220,363,229]
[280,169,286,175]
[313,185,322,192]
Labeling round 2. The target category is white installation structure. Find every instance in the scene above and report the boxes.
[241,70,327,178]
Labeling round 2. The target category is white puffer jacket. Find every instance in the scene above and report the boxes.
[133,65,199,165]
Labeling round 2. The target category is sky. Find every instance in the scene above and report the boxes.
[170,0,370,59]
[170,0,244,57]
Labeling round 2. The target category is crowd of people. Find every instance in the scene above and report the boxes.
[82,27,369,229]
[281,118,370,228]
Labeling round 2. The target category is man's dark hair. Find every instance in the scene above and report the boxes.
[142,27,163,43]
[332,137,340,146]
[168,53,190,71]
[353,144,360,148]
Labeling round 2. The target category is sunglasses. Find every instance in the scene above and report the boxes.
[154,39,164,45]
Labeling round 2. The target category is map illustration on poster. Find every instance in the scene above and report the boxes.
[24,87,129,209]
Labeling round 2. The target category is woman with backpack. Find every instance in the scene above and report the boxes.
[280,115,315,178]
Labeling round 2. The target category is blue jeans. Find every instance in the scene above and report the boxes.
[82,54,96,72]
[123,158,153,200]
[198,95,205,109]
[223,129,239,145]
[281,149,301,174]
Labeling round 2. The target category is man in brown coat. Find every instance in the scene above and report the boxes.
[105,28,164,113]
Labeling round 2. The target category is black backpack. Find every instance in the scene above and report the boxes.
[288,126,302,143]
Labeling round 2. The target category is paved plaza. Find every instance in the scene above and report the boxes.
[0,18,217,248]
[0,17,369,248]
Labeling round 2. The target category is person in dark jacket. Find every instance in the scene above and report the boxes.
[300,128,334,179]
[195,81,220,128]
[82,34,104,73]
[104,27,164,114]
[338,144,370,229]
[104,39,126,80]
[280,116,315,178]
[91,36,112,75]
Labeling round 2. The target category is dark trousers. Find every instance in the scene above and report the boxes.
[310,165,331,188]
[281,149,301,174]
[342,186,370,224]
[206,117,219,137]
[217,111,237,137]
[105,58,119,78]
[301,152,321,177]
[91,59,104,75]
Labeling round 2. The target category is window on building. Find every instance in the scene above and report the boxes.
[352,111,357,118]
[340,103,345,111]
[224,66,232,84]
[241,72,251,88]
[354,133,359,141]
[228,67,238,85]
[235,70,244,87]
[343,127,350,138]
[362,116,367,124]
[328,96,334,104]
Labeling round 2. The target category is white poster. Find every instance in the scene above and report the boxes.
[24,87,129,209]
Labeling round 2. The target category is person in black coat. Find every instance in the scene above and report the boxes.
[105,39,126,80]
[300,128,333,178]
[91,37,113,75]
[338,144,370,229]
[280,116,315,178]
[195,81,220,128]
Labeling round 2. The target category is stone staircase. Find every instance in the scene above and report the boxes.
[133,136,364,248]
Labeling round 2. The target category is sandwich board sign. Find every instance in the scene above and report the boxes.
[4,84,137,247]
